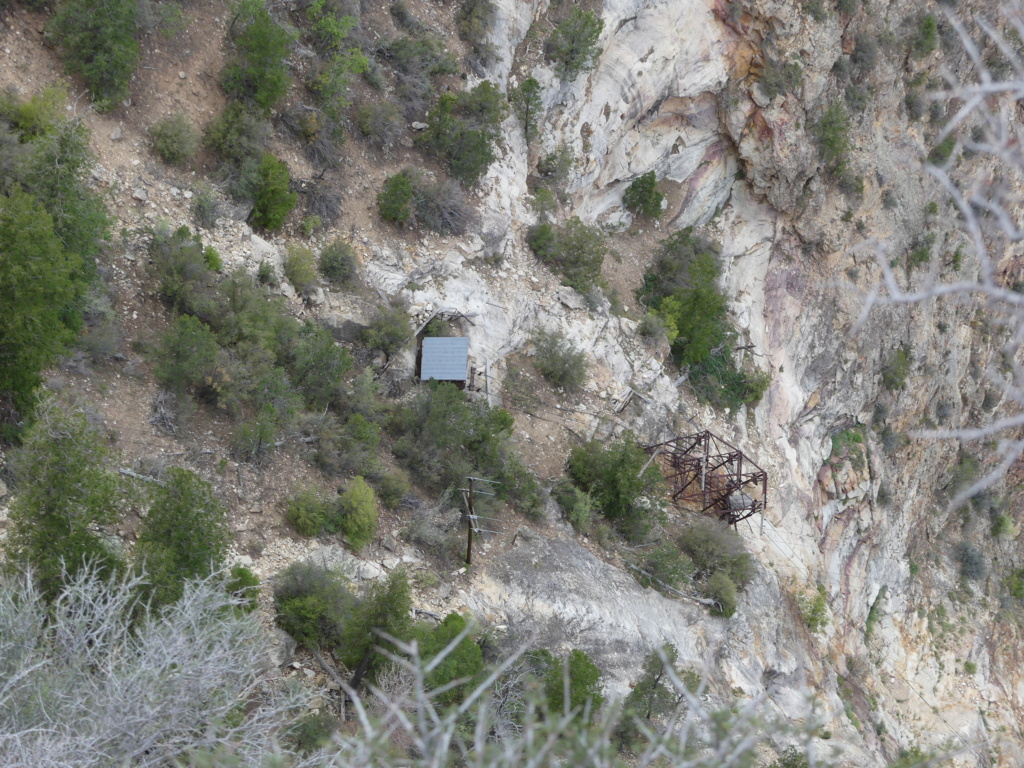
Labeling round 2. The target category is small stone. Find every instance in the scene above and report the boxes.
[0,479,8,498]
[410,121,428,130]
[183,190,193,199]
[132,188,148,202]
[124,253,136,262]
[110,126,122,141]
[178,71,186,80]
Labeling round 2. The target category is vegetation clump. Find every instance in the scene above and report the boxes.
[509,77,543,144]
[0,188,88,415]
[812,103,852,176]
[221,0,296,112]
[531,328,587,391]
[319,239,358,287]
[526,216,607,293]
[136,468,229,608]
[7,401,124,600]
[390,382,539,513]
[637,229,769,409]
[49,0,140,111]
[149,113,199,166]
[911,15,938,59]
[545,9,604,80]
[759,59,802,99]
[881,347,911,390]
[416,81,507,185]
[622,171,664,219]
[334,476,378,551]
[250,153,297,231]
[566,433,663,542]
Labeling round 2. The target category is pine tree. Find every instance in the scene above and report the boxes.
[0,188,87,417]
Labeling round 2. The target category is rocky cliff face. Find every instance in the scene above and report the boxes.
[380,0,1024,765]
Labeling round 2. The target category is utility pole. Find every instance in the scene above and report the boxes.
[461,476,500,565]
[466,478,475,566]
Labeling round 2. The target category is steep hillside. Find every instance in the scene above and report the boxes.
[1,0,1023,765]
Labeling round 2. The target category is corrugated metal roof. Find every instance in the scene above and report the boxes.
[421,336,469,382]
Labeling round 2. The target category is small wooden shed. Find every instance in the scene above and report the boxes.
[420,336,470,386]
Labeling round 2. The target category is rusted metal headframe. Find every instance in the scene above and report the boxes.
[645,431,768,525]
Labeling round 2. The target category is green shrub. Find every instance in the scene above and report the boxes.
[333,476,378,551]
[49,0,140,111]
[1005,568,1024,600]
[864,585,886,639]
[881,347,911,390]
[991,513,1014,538]
[543,649,604,719]
[221,0,296,112]
[355,100,404,151]
[149,112,199,165]
[634,543,694,592]
[154,315,220,396]
[283,244,317,294]
[192,183,220,229]
[338,569,413,687]
[136,468,230,608]
[622,171,664,219]
[907,241,931,271]
[545,9,604,80]
[812,103,851,175]
[509,77,544,144]
[273,561,356,649]
[531,328,587,391]
[0,187,88,415]
[378,171,415,224]
[204,246,223,272]
[526,216,606,293]
[148,224,218,316]
[300,215,322,237]
[227,564,261,611]
[319,239,357,287]
[704,571,738,617]
[637,228,767,409]
[417,613,485,705]
[760,59,802,99]
[677,519,755,588]
[16,114,111,265]
[455,0,497,63]
[553,481,593,532]
[390,382,539,513]
[416,82,507,185]
[617,645,695,748]
[803,0,827,21]
[286,488,331,536]
[954,541,986,581]
[250,153,297,230]
[798,583,830,632]
[204,102,271,167]
[7,401,124,600]
[290,322,352,408]
[566,433,663,543]
[911,15,938,59]
[360,304,410,355]
[289,712,338,754]
[928,135,956,165]
[374,470,411,511]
